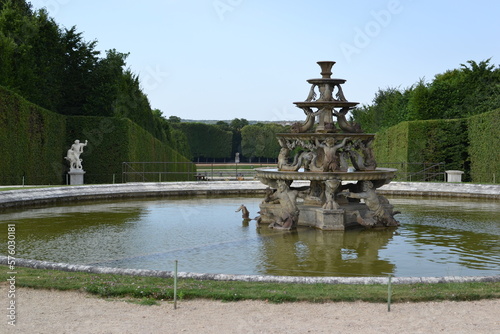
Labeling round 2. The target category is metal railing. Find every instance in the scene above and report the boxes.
[9,162,496,186]
[376,162,446,182]
[194,163,275,181]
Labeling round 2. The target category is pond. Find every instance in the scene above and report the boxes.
[1,195,499,277]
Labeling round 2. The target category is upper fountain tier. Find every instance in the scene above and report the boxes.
[292,61,360,133]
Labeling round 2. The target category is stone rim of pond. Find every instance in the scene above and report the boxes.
[1,181,499,210]
[2,256,499,284]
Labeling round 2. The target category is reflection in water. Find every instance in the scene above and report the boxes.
[0,195,499,277]
[256,228,396,276]
[388,197,500,276]
[0,202,147,264]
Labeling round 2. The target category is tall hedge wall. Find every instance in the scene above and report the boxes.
[374,117,477,182]
[1,85,194,185]
[0,86,67,185]
[175,122,232,161]
[126,118,195,182]
[468,109,500,183]
[408,119,469,175]
[373,122,410,175]
[66,117,195,184]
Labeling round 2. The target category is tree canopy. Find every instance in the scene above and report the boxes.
[0,0,182,152]
[352,59,500,133]
[241,123,286,161]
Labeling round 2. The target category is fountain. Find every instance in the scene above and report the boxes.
[255,61,399,230]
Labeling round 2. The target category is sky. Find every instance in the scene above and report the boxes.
[29,0,500,121]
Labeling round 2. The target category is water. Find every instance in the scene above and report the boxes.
[1,196,499,277]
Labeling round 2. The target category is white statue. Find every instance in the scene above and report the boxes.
[65,140,88,170]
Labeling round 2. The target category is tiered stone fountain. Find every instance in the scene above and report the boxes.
[255,61,400,230]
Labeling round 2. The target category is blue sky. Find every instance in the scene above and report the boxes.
[29,0,500,121]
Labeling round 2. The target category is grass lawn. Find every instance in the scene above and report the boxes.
[2,266,499,304]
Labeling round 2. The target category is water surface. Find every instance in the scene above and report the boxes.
[1,196,499,277]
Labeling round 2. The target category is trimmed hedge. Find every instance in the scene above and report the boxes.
[374,113,499,183]
[373,122,410,175]
[468,109,500,183]
[175,122,232,160]
[408,118,469,178]
[66,117,195,184]
[1,85,194,185]
[0,86,67,185]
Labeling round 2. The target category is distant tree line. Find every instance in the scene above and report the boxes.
[0,0,189,158]
[352,59,500,133]
[167,117,288,162]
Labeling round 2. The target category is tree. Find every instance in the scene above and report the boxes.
[58,26,99,115]
[352,87,409,132]
[215,120,230,131]
[352,59,500,132]
[84,49,128,117]
[241,123,284,160]
[167,115,182,123]
[230,118,248,131]
[0,0,193,163]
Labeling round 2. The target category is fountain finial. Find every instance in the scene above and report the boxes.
[317,61,335,78]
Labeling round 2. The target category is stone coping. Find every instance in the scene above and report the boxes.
[1,256,499,284]
[0,181,498,209]
[377,182,500,199]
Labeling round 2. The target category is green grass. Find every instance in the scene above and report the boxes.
[0,185,77,191]
[2,266,499,304]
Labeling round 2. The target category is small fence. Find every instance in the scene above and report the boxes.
[376,162,446,182]
[3,162,498,186]
[194,162,448,182]
[194,163,275,181]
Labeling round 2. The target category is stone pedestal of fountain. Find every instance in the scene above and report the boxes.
[255,61,400,230]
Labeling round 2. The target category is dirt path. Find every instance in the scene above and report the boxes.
[2,287,499,334]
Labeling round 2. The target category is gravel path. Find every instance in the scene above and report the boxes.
[3,287,499,334]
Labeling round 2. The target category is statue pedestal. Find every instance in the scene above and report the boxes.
[446,170,464,182]
[68,169,85,185]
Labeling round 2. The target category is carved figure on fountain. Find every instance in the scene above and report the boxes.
[339,181,399,227]
[346,139,377,171]
[316,137,349,172]
[291,107,315,133]
[265,180,308,230]
[334,107,363,133]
